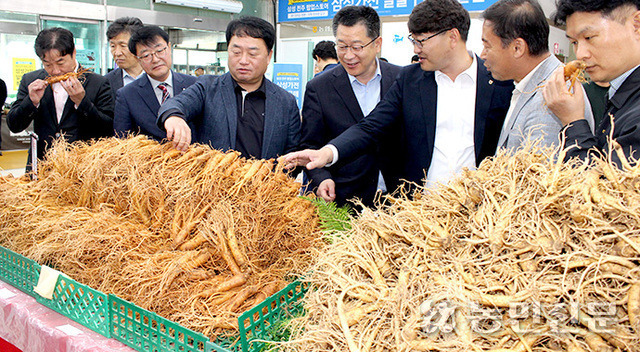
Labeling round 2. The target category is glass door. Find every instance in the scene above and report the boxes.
[41,17,102,73]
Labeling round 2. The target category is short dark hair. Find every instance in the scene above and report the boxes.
[554,0,640,25]
[483,0,549,56]
[408,0,470,41]
[128,25,169,56]
[312,41,338,61]
[107,17,143,40]
[332,6,381,39]
[226,16,275,51]
[34,27,75,60]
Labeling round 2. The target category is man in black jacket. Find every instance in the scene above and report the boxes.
[543,0,640,167]
[282,0,513,193]
[301,6,402,207]
[7,27,114,169]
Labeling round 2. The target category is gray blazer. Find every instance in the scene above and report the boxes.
[157,72,301,159]
[498,55,594,150]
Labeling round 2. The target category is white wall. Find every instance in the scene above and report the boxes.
[380,18,485,66]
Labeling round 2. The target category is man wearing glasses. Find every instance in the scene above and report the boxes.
[158,17,301,161]
[282,0,513,193]
[114,25,196,141]
[300,6,402,208]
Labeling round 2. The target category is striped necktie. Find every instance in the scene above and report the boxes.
[158,82,170,104]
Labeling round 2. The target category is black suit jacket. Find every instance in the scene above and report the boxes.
[105,67,125,102]
[7,68,114,166]
[114,72,197,141]
[301,60,402,206]
[331,58,513,192]
[563,65,640,167]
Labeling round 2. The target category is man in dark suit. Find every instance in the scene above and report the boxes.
[543,0,640,167]
[114,26,197,141]
[312,40,339,77]
[302,6,402,207]
[7,27,114,169]
[282,0,513,192]
[104,17,143,101]
[158,16,300,160]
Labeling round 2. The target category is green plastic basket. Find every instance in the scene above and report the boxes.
[236,280,309,352]
[0,245,42,297]
[35,274,111,338]
[109,294,209,352]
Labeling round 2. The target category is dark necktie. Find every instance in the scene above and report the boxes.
[158,83,170,104]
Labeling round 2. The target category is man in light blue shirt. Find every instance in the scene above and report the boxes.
[300,6,402,207]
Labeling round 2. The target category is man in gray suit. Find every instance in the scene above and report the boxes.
[158,16,300,159]
[480,0,594,150]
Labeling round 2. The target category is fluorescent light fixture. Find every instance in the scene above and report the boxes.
[154,0,243,13]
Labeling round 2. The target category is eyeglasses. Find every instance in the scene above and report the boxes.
[137,46,168,63]
[335,37,378,54]
[408,29,450,49]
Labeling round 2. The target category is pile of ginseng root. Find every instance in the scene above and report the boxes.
[0,135,323,340]
[286,143,640,352]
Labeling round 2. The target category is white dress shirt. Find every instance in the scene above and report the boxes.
[147,72,173,104]
[426,54,478,188]
[51,62,79,123]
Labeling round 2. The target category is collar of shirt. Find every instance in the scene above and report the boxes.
[347,58,382,116]
[148,71,173,91]
[122,69,139,86]
[515,55,550,93]
[148,71,173,104]
[232,76,267,96]
[347,57,382,86]
[434,52,477,86]
[609,64,640,99]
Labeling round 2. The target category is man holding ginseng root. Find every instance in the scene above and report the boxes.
[543,0,640,167]
[7,27,114,171]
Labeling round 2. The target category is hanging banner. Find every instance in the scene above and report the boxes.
[76,50,97,72]
[12,58,36,91]
[272,63,303,109]
[279,0,500,22]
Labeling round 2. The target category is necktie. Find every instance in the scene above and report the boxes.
[158,83,170,104]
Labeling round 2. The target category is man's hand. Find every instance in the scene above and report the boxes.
[165,116,192,151]
[317,179,336,202]
[542,67,586,126]
[278,146,334,170]
[28,79,47,107]
[60,76,86,106]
